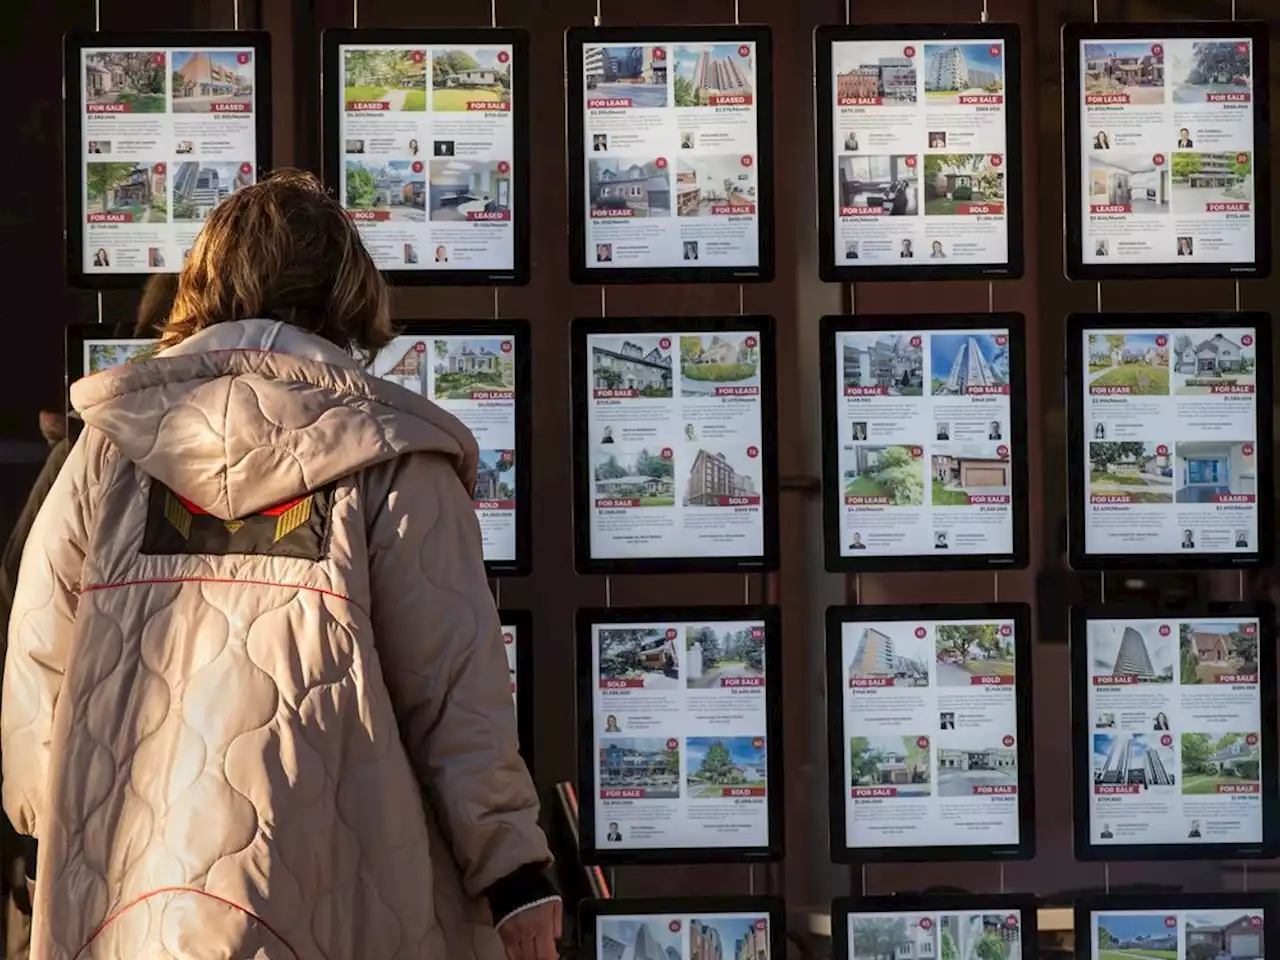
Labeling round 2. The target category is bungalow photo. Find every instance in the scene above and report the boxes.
[598,625,680,688]
[344,159,426,222]
[1083,42,1166,104]
[342,49,427,111]
[598,738,680,799]
[931,444,1011,506]
[1088,154,1170,213]
[937,743,1017,797]
[1087,333,1170,393]
[848,624,931,687]
[593,449,676,507]
[1171,152,1252,211]
[1172,330,1256,394]
[86,162,167,223]
[852,915,936,960]
[584,45,669,109]
[922,154,1005,215]
[1168,39,1252,103]
[367,337,431,394]
[1174,441,1255,504]
[170,51,253,113]
[678,333,759,394]
[935,623,1015,684]
[473,449,515,504]
[685,736,767,798]
[1090,622,1176,682]
[923,42,1004,104]
[833,41,918,105]
[431,48,510,111]
[838,154,919,215]
[685,622,765,689]
[430,337,514,399]
[1095,913,1179,960]
[84,51,166,113]
[1184,911,1265,960]
[589,157,672,218]
[1179,621,1258,684]
[675,154,757,216]
[683,448,760,507]
[599,918,680,958]
[1093,732,1176,788]
[841,332,924,395]
[849,735,932,797]
[428,158,510,222]
[172,161,253,221]
[591,335,673,397]
[1088,441,1173,503]
[930,333,1010,395]
[86,339,157,375]
[844,445,925,506]
[1181,732,1260,795]
[672,43,754,107]
[940,914,1022,960]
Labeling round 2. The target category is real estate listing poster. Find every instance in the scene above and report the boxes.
[499,609,533,765]
[576,606,783,864]
[834,897,1036,960]
[66,32,272,286]
[1066,313,1273,570]
[322,29,529,284]
[571,316,779,574]
[65,325,159,382]
[1074,894,1278,960]
[827,604,1034,862]
[1070,605,1279,861]
[820,314,1028,573]
[366,320,531,575]
[1063,21,1271,279]
[583,898,784,960]
[566,26,774,283]
[815,24,1024,282]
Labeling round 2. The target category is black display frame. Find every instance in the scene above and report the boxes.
[320,27,532,286]
[564,25,776,285]
[814,22,1025,282]
[64,30,274,289]
[819,313,1030,573]
[579,896,786,960]
[1073,893,1280,960]
[1069,602,1280,861]
[575,604,785,865]
[376,319,532,576]
[498,608,534,771]
[1065,312,1275,570]
[826,602,1036,863]
[834,894,1040,960]
[570,315,780,575]
[1062,20,1272,281]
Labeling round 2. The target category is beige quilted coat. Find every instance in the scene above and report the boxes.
[2,320,549,959]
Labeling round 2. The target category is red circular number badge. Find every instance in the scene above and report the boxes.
[1002,735,1015,747]
[903,45,916,58]
[1159,624,1171,636]
[498,50,511,63]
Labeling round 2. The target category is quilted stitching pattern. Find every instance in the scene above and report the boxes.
[2,321,548,960]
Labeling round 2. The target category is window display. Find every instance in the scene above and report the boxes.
[1063,21,1271,279]
[1066,313,1273,569]
[66,324,158,382]
[1075,894,1278,960]
[65,31,273,287]
[581,897,785,960]
[576,605,783,864]
[815,24,1024,282]
[1070,604,1279,860]
[834,895,1038,960]
[366,320,531,575]
[565,26,774,284]
[570,315,779,574]
[500,609,533,766]
[827,603,1034,862]
[321,28,530,284]
[820,314,1028,572]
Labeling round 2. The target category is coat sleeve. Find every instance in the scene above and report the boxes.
[2,437,96,839]
[366,451,551,897]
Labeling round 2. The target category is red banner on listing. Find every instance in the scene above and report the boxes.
[1207,202,1250,212]
[722,786,766,797]
[1085,94,1130,105]
[470,390,515,401]
[958,94,1004,105]
[1213,493,1255,503]
[600,678,644,690]
[1095,784,1140,794]
[721,677,765,688]
[956,203,1005,215]
[717,495,761,507]
[967,385,1009,395]
[1090,386,1132,395]
[1215,673,1259,684]
[1210,384,1255,394]
[715,386,760,396]
[1216,783,1260,794]
[591,207,634,218]
[211,102,250,113]
[466,210,511,221]
[1094,675,1137,685]
[1090,495,1131,504]
[346,101,390,111]
[841,206,886,216]
[968,494,1011,505]
[852,786,897,797]
[468,101,511,111]
[1206,92,1251,102]
[849,677,893,689]
[711,204,756,215]
[473,499,515,511]
[845,386,888,396]
[971,675,1014,686]
[601,788,645,798]
[86,103,130,113]
[838,96,883,106]
[594,388,639,398]
[1090,204,1131,214]
[596,498,641,508]
[348,210,390,222]
[87,212,132,223]
[973,784,1016,795]
[588,98,632,109]
[846,496,890,505]
[710,94,753,106]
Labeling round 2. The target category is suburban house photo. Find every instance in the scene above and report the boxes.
[591,336,673,396]
[685,623,764,689]
[342,48,427,110]
[849,735,932,797]
[171,51,253,112]
[598,739,680,798]
[1184,912,1264,960]
[1181,732,1260,795]
[1095,914,1178,960]
[844,445,925,506]
[1179,621,1258,685]
[589,158,671,217]
[1171,152,1252,209]
[935,623,1016,684]
[678,333,759,394]
[428,158,510,221]
[344,159,426,222]
[1170,39,1252,102]
[584,45,669,108]
[842,332,924,395]
[431,48,511,110]
[1083,42,1166,104]
[1087,333,1170,393]
[931,445,1011,505]
[598,626,680,687]
[922,154,1005,214]
[429,337,514,399]
[1088,442,1173,502]
[1174,441,1255,503]
[685,736,767,798]
[172,161,253,220]
[86,162,167,223]
[1173,331,1256,393]
[683,449,758,507]
[838,154,918,215]
[592,449,676,506]
[936,746,1016,797]
[851,915,937,960]
[1088,154,1170,213]
[84,51,166,112]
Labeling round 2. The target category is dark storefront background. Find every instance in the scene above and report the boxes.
[1,0,1278,939]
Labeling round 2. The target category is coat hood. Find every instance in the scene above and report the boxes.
[70,319,479,520]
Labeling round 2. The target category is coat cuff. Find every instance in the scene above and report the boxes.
[485,862,559,928]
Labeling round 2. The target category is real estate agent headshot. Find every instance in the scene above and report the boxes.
[1182,529,1196,549]
[849,532,866,550]
[607,822,623,842]
[930,240,945,259]
[408,138,420,156]
[1100,824,1114,839]
[1177,236,1193,256]
[604,714,621,733]
[92,248,110,267]
[1153,712,1170,731]
[1177,127,1193,148]
[900,238,913,258]
[988,421,1002,441]
[435,245,449,263]
[1093,130,1110,149]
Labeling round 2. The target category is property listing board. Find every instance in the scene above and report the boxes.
[589,617,772,853]
[838,614,1023,851]
[597,912,773,960]
[845,910,1026,960]
[834,325,1016,559]
[77,338,157,377]
[335,42,516,274]
[1083,615,1264,849]
[584,327,767,564]
[1087,908,1265,960]
[1075,33,1258,267]
[1078,324,1261,558]
[503,620,519,716]
[368,332,519,565]
[577,37,763,271]
[79,43,260,275]
[827,37,1012,268]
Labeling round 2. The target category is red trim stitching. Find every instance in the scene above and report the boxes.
[80,577,355,606]
[73,886,299,959]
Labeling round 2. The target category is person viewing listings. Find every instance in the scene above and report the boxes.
[2,170,560,960]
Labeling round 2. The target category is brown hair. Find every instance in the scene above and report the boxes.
[135,273,179,337]
[161,169,392,356]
